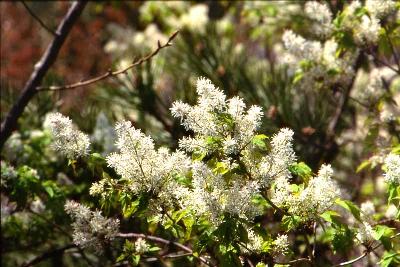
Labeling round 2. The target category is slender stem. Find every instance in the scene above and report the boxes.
[117,232,214,266]
[0,1,87,150]
[21,1,57,36]
[334,233,400,267]
[37,31,179,91]
[275,258,312,265]
[21,244,76,267]
[312,221,317,259]
[384,27,400,72]
[260,191,290,216]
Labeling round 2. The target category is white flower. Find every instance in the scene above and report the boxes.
[44,112,90,159]
[355,15,381,45]
[366,0,397,18]
[30,198,45,213]
[274,234,289,254]
[385,204,398,219]
[135,238,150,254]
[356,222,375,244]
[383,153,400,184]
[305,1,333,36]
[179,4,209,33]
[106,121,191,212]
[273,164,340,220]
[177,161,261,226]
[65,200,119,252]
[260,128,296,184]
[282,30,322,61]
[242,230,263,254]
[361,201,375,221]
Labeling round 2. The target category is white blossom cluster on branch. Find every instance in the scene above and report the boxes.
[106,121,191,213]
[273,164,341,220]
[64,200,119,252]
[44,112,90,159]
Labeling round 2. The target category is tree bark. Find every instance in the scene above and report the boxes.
[0,1,87,150]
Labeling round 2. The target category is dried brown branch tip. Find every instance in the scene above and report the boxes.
[36,30,180,91]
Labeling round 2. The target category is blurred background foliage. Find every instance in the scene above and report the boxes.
[1,1,399,266]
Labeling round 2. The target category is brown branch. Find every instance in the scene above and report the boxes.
[0,1,87,150]
[275,258,312,265]
[21,244,76,267]
[117,232,214,266]
[326,53,364,140]
[27,208,95,267]
[21,1,57,36]
[334,233,400,267]
[260,191,290,216]
[37,30,179,91]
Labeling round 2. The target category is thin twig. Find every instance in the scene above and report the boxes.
[334,233,400,267]
[28,209,95,267]
[117,232,214,266]
[260,191,290,216]
[37,31,179,91]
[312,221,317,259]
[384,26,400,72]
[21,244,76,267]
[0,1,87,150]
[21,1,57,36]
[275,258,312,265]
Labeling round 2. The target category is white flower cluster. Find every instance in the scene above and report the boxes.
[273,234,289,255]
[360,200,375,222]
[178,4,209,33]
[171,78,299,225]
[106,121,191,212]
[281,30,356,89]
[363,67,397,101]
[134,238,150,254]
[354,15,380,44]
[44,113,90,159]
[355,222,375,244]
[383,153,400,185]
[242,229,263,254]
[304,1,333,37]
[273,164,341,220]
[365,0,397,19]
[342,0,397,45]
[258,128,296,184]
[0,161,17,188]
[64,200,119,252]
[177,161,261,226]
[171,77,263,155]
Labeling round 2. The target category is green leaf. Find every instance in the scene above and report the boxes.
[331,227,354,254]
[379,251,400,267]
[251,134,268,150]
[192,150,207,161]
[388,183,400,204]
[214,161,229,175]
[356,160,371,173]
[44,186,54,198]
[289,162,313,180]
[320,210,342,227]
[335,199,361,221]
[373,225,394,241]
[282,215,301,231]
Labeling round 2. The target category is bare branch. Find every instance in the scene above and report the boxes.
[117,232,214,266]
[21,1,57,36]
[0,1,87,150]
[334,233,400,267]
[21,244,76,267]
[37,30,180,91]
